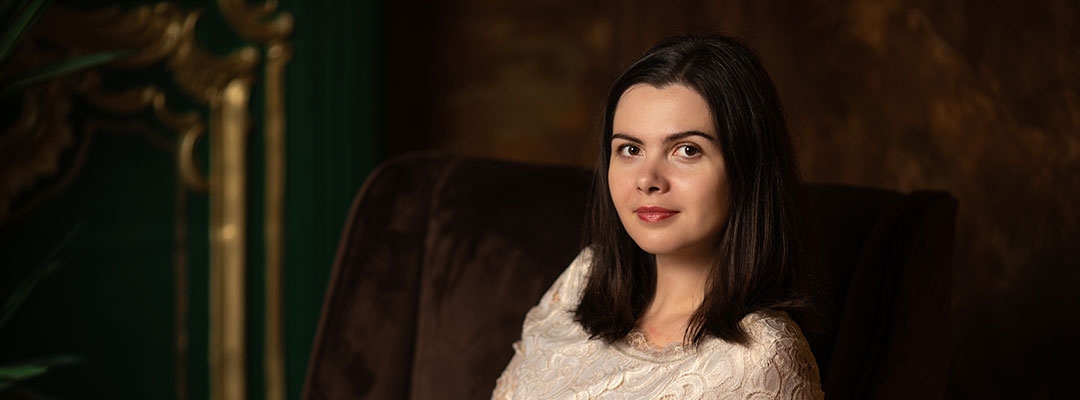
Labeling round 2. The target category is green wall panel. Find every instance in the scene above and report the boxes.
[280,0,382,397]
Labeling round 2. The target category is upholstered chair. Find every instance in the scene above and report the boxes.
[302,153,957,400]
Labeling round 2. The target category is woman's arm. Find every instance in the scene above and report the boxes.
[740,313,824,400]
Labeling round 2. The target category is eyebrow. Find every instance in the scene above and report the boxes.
[611,131,718,144]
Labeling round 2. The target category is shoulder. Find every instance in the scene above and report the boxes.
[524,247,593,319]
[739,310,815,364]
[740,310,804,345]
[545,247,593,310]
[735,310,824,399]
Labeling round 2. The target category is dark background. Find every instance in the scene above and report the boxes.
[382,1,1078,398]
[0,0,1075,398]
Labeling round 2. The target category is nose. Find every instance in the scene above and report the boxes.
[635,158,669,194]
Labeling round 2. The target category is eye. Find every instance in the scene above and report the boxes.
[675,144,701,158]
[616,144,641,157]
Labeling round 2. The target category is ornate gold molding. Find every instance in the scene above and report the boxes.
[218,0,294,43]
[37,5,260,104]
[2,2,293,398]
[0,80,76,223]
[0,3,272,400]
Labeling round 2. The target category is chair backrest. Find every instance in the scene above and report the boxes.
[302,153,957,400]
[799,184,956,399]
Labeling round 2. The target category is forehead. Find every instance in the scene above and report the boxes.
[612,83,715,136]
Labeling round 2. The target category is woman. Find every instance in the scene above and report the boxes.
[493,33,823,399]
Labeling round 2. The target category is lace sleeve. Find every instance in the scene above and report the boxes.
[747,335,820,397]
[490,248,593,400]
[535,247,592,312]
[742,316,825,400]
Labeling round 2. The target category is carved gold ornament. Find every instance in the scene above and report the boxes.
[0,1,292,399]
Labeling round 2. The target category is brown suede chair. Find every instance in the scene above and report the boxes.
[301,153,958,400]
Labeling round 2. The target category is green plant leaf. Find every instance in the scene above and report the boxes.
[0,223,79,333]
[0,50,128,98]
[0,356,82,394]
[17,355,83,368]
[0,364,47,380]
[0,0,51,68]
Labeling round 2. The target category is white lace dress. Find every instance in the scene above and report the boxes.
[492,249,824,400]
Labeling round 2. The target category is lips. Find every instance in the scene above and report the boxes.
[634,206,678,222]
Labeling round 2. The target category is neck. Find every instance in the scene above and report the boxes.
[647,253,711,317]
[635,253,711,348]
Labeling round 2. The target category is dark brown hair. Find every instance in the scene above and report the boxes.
[573,33,806,345]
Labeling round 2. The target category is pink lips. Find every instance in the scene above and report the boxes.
[635,206,678,222]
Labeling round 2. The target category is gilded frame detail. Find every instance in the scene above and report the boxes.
[0,2,292,399]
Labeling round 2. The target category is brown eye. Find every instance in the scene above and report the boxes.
[677,145,701,157]
[617,144,641,157]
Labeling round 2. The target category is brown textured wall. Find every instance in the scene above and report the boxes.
[384,1,1078,397]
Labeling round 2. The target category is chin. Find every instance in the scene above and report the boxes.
[629,232,716,259]
[628,235,683,256]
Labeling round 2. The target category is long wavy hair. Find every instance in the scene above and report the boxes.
[573,33,807,346]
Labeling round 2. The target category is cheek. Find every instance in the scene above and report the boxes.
[607,167,630,202]
[690,171,730,222]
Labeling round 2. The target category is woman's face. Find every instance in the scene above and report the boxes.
[608,83,730,261]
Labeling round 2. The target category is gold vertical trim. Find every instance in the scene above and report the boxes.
[263,41,290,400]
[208,94,224,400]
[210,78,251,400]
[175,178,189,400]
[216,2,293,399]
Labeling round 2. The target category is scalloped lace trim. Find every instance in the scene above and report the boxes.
[624,330,687,358]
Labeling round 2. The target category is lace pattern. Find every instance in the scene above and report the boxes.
[492,248,824,400]
[623,331,687,359]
